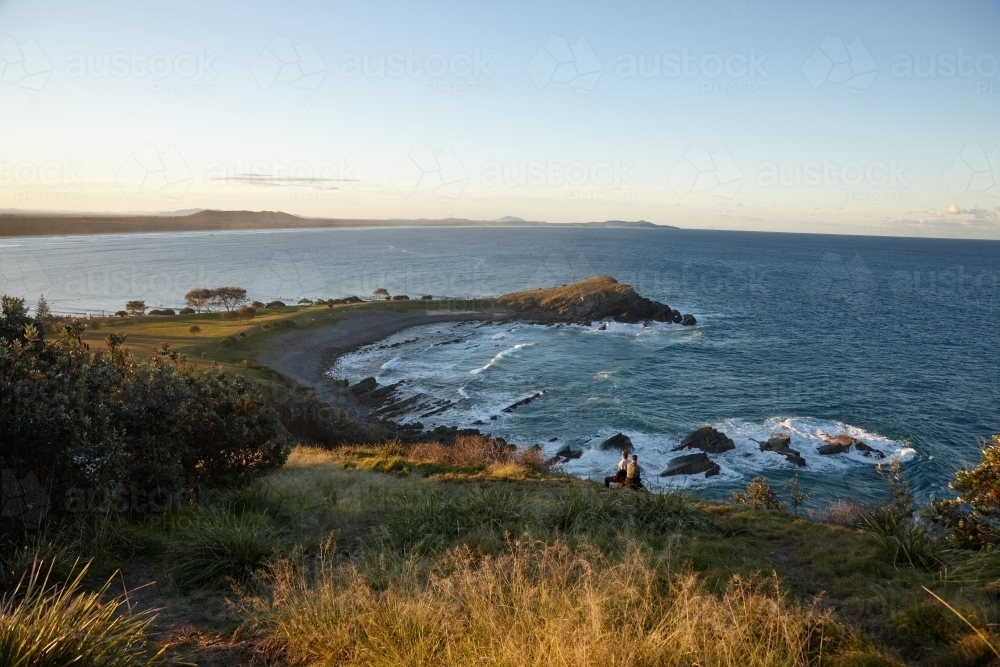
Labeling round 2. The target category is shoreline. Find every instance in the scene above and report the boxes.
[258,308,504,428]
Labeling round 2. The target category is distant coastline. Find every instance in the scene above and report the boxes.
[0,209,677,238]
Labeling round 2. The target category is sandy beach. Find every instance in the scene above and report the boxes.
[258,308,497,422]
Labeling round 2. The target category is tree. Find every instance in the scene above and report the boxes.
[236,305,256,322]
[125,300,146,317]
[35,295,51,320]
[372,288,389,300]
[210,287,248,312]
[189,325,201,336]
[185,288,215,312]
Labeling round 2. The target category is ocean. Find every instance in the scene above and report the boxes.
[3,226,998,505]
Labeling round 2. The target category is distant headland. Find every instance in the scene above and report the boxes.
[0,209,678,237]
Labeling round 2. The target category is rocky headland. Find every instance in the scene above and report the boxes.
[495,275,696,325]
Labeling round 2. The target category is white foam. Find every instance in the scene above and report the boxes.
[470,342,535,374]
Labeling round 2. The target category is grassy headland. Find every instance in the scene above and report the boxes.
[4,283,1000,665]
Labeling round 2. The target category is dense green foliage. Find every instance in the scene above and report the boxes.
[925,435,1000,549]
[1,296,290,535]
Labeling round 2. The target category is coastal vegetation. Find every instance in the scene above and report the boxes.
[3,291,1000,665]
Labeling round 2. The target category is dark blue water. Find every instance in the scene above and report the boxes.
[3,227,998,503]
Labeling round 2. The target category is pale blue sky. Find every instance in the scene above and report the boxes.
[1,0,998,237]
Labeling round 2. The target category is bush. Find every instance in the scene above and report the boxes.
[732,476,786,511]
[420,294,433,300]
[0,559,168,666]
[343,296,362,303]
[114,310,127,317]
[252,301,266,309]
[390,295,410,301]
[1,297,290,528]
[167,511,285,592]
[178,307,195,315]
[236,305,256,322]
[219,335,236,347]
[265,301,286,309]
[297,298,313,305]
[147,308,175,316]
[925,435,1000,549]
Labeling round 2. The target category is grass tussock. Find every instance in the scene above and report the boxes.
[166,510,287,592]
[0,560,167,667]
[245,538,850,667]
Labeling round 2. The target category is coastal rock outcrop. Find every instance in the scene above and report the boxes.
[600,432,633,452]
[555,445,583,461]
[660,452,721,477]
[496,276,697,325]
[672,427,736,454]
[817,432,884,458]
[758,433,806,467]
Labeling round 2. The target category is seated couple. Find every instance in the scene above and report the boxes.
[604,451,643,489]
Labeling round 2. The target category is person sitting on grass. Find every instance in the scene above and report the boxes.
[625,454,643,490]
[604,450,629,488]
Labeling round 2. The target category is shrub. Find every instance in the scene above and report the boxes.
[391,295,410,301]
[125,300,146,317]
[925,435,1000,549]
[297,298,313,305]
[372,288,389,300]
[343,296,362,303]
[1,299,290,527]
[219,335,236,347]
[265,301,286,309]
[189,325,201,336]
[236,305,256,322]
[0,559,168,666]
[167,511,285,592]
[252,301,266,309]
[732,476,786,511]
[178,307,195,315]
[420,294,433,300]
[147,308,175,316]
[114,310,127,317]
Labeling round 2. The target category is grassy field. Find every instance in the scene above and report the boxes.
[6,441,999,666]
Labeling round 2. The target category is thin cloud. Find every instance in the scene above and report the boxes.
[209,174,361,189]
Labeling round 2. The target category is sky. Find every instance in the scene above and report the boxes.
[0,0,999,238]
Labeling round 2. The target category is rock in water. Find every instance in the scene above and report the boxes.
[661,452,721,477]
[758,433,806,467]
[673,426,736,454]
[600,432,633,452]
[817,433,854,455]
[496,276,679,324]
[680,314,697,326]
[853,439,884,459]
[554,445,583,460]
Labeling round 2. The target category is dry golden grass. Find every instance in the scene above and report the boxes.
[244,538,848,667]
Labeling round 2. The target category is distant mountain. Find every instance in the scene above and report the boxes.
[0,210,679,238]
